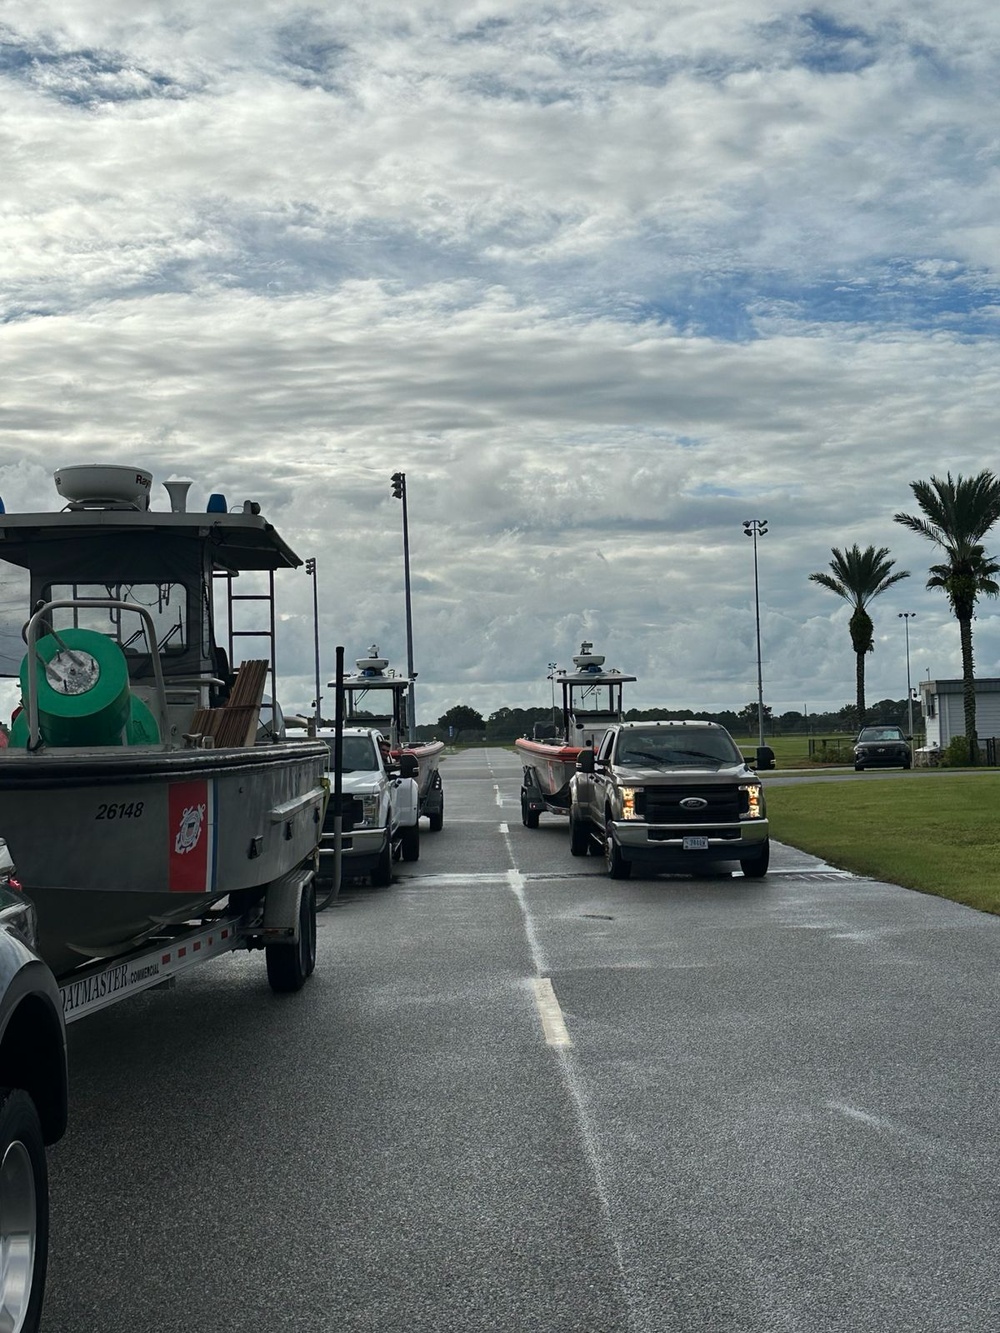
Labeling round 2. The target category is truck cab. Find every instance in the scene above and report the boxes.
[314,728,420,887]
[570,720,770,880]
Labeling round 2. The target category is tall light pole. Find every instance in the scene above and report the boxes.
[391,472,416,743]
[305,557,321,730]
[742,519,769,749]
[548,662,558,726]
[898,612,915,738]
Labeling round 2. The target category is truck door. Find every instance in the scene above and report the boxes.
[592,729,616,820]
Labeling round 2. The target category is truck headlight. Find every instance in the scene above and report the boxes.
[739,783,765,820]
[359,795,380,827]
[620,787,644,820]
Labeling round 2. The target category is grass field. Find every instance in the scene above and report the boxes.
[732,733,856,767]
[766,773,1000,915]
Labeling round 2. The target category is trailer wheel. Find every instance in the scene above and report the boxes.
[266,883,317,993]
[521,791,539,829]
[0,1087,48,1333]
[428,797,444,833]
[400,823,420,862]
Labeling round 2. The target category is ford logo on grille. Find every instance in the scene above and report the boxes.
[680,797,709,810]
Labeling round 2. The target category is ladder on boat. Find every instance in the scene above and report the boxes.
[216,570,280,737]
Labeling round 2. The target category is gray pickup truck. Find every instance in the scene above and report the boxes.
[570,720,770,879]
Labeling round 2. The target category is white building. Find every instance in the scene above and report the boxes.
[918,678,1000,751]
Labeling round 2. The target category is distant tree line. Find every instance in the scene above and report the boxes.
[419,698,919,744]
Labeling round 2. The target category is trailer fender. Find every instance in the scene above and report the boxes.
[261,874,308,943]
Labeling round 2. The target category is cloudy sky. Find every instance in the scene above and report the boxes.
[2,0,999,725]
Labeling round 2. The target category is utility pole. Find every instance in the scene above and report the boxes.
[899,612,916,737]
[391,472,416,743]
[742,519,769,749]
[305,557,321,731]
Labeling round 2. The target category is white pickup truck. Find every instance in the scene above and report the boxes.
[315,727,420,887]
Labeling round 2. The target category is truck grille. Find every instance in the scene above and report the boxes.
[639,785,743,824]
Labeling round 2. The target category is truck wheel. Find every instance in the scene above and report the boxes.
[266,882,317,993]
[428,798,444,832]
[740,840,770,879]
[371,837,392,887]
[569,813,590,857]
[521,792,539,829]
[0,1088,47,1333]
[604,832,632,880]
[400,824,420,862]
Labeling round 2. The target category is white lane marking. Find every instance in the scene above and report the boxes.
[531,977,573,1047]
[499,822,509,833]
[826,1100,940,1153]
[494,783,503,805]
[499,824,634,1320]
[828,1101,889,1129]
[506,868,548,974]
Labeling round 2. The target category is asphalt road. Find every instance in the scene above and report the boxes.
[43,748,1000,1332]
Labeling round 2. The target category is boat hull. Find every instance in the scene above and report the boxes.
[0,742,327,977]
[399,740,445,801]
[515,738,582,808]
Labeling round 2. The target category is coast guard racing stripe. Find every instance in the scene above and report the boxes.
[168,779,216,892]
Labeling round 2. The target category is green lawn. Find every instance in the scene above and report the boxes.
[733,733,856,767]
[766,773,1000,915]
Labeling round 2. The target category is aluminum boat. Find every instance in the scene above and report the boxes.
[332,646,445,829]
[0,465,328,976]
[516,643,635,827]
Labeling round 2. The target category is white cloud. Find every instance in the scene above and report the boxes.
[2,1,999,724]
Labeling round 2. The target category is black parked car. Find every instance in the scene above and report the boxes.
[853,725,912,771]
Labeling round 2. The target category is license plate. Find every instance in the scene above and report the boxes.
[683,836,709,851]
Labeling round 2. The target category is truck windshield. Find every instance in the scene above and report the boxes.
[322,735,379,772]
[615,729,742,768]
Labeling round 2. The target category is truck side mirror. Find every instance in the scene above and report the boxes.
[398,753,418,779]
[577,749,596,774]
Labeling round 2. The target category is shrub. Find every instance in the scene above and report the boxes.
[940,735,974,767]
[808,744,853,765]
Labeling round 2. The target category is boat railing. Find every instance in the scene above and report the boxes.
[24,599,171,751]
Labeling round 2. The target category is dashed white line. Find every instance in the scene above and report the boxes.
[531,977,573,1047]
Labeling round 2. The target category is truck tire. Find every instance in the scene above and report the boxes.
[604,831,632,880]
[266,882,317,993]
[0,1087,49,1333]
[521,791,539,829]
[569,813,590,857]
[400,823,420,862]
[371,836,393,887]
[739,840,770,879]
[428,797,444,833]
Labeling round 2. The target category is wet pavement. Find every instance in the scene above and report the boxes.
[43,747,1000,1331]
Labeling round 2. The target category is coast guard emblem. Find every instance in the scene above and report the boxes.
[175,803,206,854]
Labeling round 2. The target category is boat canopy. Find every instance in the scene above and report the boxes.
[0,509,302,576]
[0,475,300,707]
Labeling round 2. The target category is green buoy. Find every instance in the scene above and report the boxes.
[16,628,142,747]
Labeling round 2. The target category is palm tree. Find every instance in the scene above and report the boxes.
[894,471,1000,764]
[809,545,910,728]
